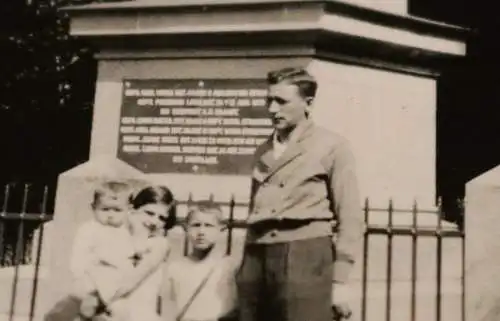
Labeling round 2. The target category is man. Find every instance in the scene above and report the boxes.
[236,66,364,321]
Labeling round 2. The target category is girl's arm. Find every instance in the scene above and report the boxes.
[160,265,178,321]
[101,238,170,304]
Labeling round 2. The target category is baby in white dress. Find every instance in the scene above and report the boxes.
[71,183,177,321]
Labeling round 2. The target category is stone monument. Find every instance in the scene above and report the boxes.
[465,165,500,321]
[29,1,469,321]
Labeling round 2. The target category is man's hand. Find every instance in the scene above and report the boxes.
[332,282,353,320]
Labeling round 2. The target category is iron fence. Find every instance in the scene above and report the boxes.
[360,199,465,321]
[0,183,465,321]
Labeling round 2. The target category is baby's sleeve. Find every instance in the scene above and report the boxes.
[69,222,97,293]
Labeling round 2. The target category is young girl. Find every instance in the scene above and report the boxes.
[161,200,239,321]
[80,184,177,321]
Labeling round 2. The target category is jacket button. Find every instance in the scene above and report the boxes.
[270,231,277,237]
[279,182,285,188]
[271,209,276,213]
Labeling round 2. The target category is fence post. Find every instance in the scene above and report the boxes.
[226,195,235,256]
[183,193,193,257]
[361,198,369,321]
[9,183,30,321]
[436,197,443,321]
[29,185,50,321]
[0,184,10,267]
[385,199,394,321]
[411,200,418,321]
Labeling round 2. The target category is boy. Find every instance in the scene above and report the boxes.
[162,200,239,321]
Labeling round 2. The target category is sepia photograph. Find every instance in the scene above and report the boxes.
[0,0,493,321]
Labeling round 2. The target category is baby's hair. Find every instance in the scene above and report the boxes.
[131,185,177,231]
[92,180,131,209]
[185,200,225,225]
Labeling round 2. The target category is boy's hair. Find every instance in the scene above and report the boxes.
[185,200,224,226]
[267,66,318,100]
[91,181,131,209]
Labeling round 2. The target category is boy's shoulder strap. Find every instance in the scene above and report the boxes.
[175,255,224,321]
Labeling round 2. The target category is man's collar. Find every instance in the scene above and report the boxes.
[273,118,312,144]
[272,130,287,146]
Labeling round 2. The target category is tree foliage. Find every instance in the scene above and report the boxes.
[0,0,98,186]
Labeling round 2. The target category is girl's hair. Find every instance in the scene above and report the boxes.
[131,185,177,231]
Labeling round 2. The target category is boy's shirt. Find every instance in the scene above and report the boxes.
[162,250,239,321]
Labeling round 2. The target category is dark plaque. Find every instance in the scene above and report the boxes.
[117,79,273,175]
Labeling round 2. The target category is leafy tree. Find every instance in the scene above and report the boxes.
[0,0,98,210]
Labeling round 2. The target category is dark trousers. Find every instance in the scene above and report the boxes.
[236,237,333,321]
[43,294,108,321]
[44,295,82,321]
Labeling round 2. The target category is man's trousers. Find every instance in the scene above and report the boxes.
[236,236,333,321]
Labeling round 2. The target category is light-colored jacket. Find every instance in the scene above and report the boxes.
[247,119,364,283]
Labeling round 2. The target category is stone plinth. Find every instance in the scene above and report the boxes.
[465,165,500,321]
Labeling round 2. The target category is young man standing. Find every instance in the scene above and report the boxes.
[236,67,364,321]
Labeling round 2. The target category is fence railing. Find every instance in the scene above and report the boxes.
[0,183,465,321]
[360,199,465,321]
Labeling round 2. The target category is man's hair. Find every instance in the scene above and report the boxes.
[185,200,224,225]
[267,66,318,100]
[92,181,130,209]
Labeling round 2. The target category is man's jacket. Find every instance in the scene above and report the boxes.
[247,119,364,283]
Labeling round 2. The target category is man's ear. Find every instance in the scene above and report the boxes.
[305,97,314,115]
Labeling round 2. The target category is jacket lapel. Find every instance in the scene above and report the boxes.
[252,137,275,182]
[264,119,314,179]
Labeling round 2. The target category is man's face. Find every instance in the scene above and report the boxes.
[267,82,310,132]
[186,211,222,251]
[94,196,129,228]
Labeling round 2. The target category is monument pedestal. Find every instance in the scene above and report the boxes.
[34,1,470,321]
[465,165,500,321]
